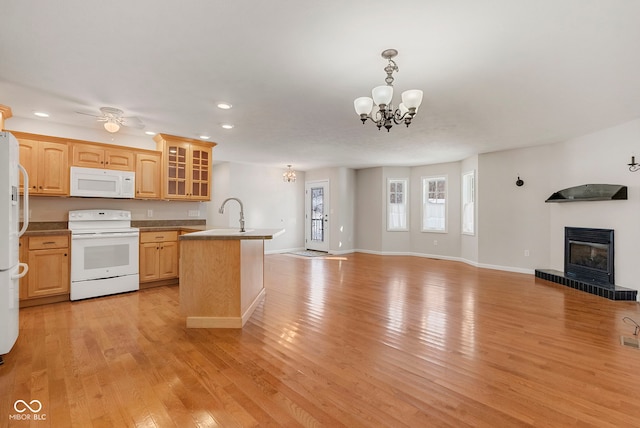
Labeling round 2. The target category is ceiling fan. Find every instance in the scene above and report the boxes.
[76,107,144,133]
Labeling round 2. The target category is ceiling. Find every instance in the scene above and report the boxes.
[2,1,640,171]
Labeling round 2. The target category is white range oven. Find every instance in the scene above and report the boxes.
[68,209,139,301]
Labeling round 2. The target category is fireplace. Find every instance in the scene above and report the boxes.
[564,227,614,288]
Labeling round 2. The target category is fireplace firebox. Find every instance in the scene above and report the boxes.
[564,227,614,288]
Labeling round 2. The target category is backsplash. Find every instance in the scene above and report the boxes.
[25,196,207,222]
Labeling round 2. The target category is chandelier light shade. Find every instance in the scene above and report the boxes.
[354,49,423,132]
[283,165,296,182]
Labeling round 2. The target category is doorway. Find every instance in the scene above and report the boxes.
[305,180,329,252]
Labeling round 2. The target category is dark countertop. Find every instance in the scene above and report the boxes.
[22,220,207,236]
[180,228,285,241]
[23,229,71,237]
[138,225,207,233]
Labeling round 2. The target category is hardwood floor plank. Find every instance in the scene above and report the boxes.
[2,253,640,426]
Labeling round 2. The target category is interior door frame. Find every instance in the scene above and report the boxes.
[305,179,330,252]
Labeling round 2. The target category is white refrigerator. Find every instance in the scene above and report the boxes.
[0,131,29,363]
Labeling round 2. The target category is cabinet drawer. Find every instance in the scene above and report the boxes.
[28,235,69,250]
[140,231,178,243]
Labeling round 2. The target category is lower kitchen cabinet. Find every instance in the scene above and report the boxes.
[139,231,179,284]
[20,234,70,307]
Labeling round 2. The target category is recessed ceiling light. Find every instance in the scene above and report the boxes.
[145,131,156,136]
[221,124,234,130]
[217,102,232,110]
[199,135,211,140]
[33,111,49,118]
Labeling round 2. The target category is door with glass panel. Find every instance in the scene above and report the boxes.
[305,180,330,252]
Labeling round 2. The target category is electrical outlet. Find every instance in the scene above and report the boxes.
[433,240,438,246]
[188,210,200,217]
[524,250,530,257]
[147,209,153,218]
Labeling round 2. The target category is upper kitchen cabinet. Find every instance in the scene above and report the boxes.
[135,151,162,199]
[70,142,135,171]
[153,134,216,201]
[13,132,69,196]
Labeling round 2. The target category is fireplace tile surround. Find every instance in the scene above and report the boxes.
[535,269,637,301]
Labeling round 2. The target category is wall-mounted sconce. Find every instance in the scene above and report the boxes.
[516,176,524,187]
[628,156,640,172]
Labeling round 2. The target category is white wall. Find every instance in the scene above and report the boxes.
[460,156,479,264]
[305,167,356,254]
[355,162,463,259]
[477,145,552,272]
[547,119,640,292]
[28,196,205,222]
[355,167,383,252]
[476,118,640,295]
[410,162,462,259]
[381,167,411,253]
[210,162,305,253]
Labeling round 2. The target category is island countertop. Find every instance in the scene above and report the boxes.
[179,228,285,241]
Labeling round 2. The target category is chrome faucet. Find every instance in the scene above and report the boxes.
[218,197,245,232]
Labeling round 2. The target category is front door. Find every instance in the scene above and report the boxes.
[305,180,329,252]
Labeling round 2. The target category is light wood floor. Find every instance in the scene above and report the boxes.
[2,253,640,427]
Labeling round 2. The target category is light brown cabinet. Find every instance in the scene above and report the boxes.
[70,142,135,171]
[153,134,216,201]
[135,152,162,199]
[139,231,179,283]
[17,137,69,195]
[20,234,70,302]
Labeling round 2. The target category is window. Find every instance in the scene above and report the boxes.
[387,178,408,231]
[422,176,447,232]
[462,170,475,235]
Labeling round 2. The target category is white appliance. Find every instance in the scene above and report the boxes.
[70,166,135,199]
[0,132,29,363]
[69,209,139,301]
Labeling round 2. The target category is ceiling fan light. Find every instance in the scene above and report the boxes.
[104,120,120,133]
[354,97,373,115]
[401,89,423,109]
[372,85,393,106]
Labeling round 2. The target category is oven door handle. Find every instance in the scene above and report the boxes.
[71,232,140,240]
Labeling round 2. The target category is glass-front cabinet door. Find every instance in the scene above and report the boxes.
[190,146,210,200]
[154,134,215,200]
[166,142,189,198]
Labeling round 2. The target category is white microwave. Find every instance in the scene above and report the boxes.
[70,167,135,198]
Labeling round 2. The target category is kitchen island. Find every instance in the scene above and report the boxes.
[178,228,284,328]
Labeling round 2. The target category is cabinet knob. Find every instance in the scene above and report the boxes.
[64,253,67,257]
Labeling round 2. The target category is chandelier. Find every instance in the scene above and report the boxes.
[354,49,423,132]
[283,165,296,182]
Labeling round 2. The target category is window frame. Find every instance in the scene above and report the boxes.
[421,175,448,233]
[462,170,475,236]
[386,178,409,231]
